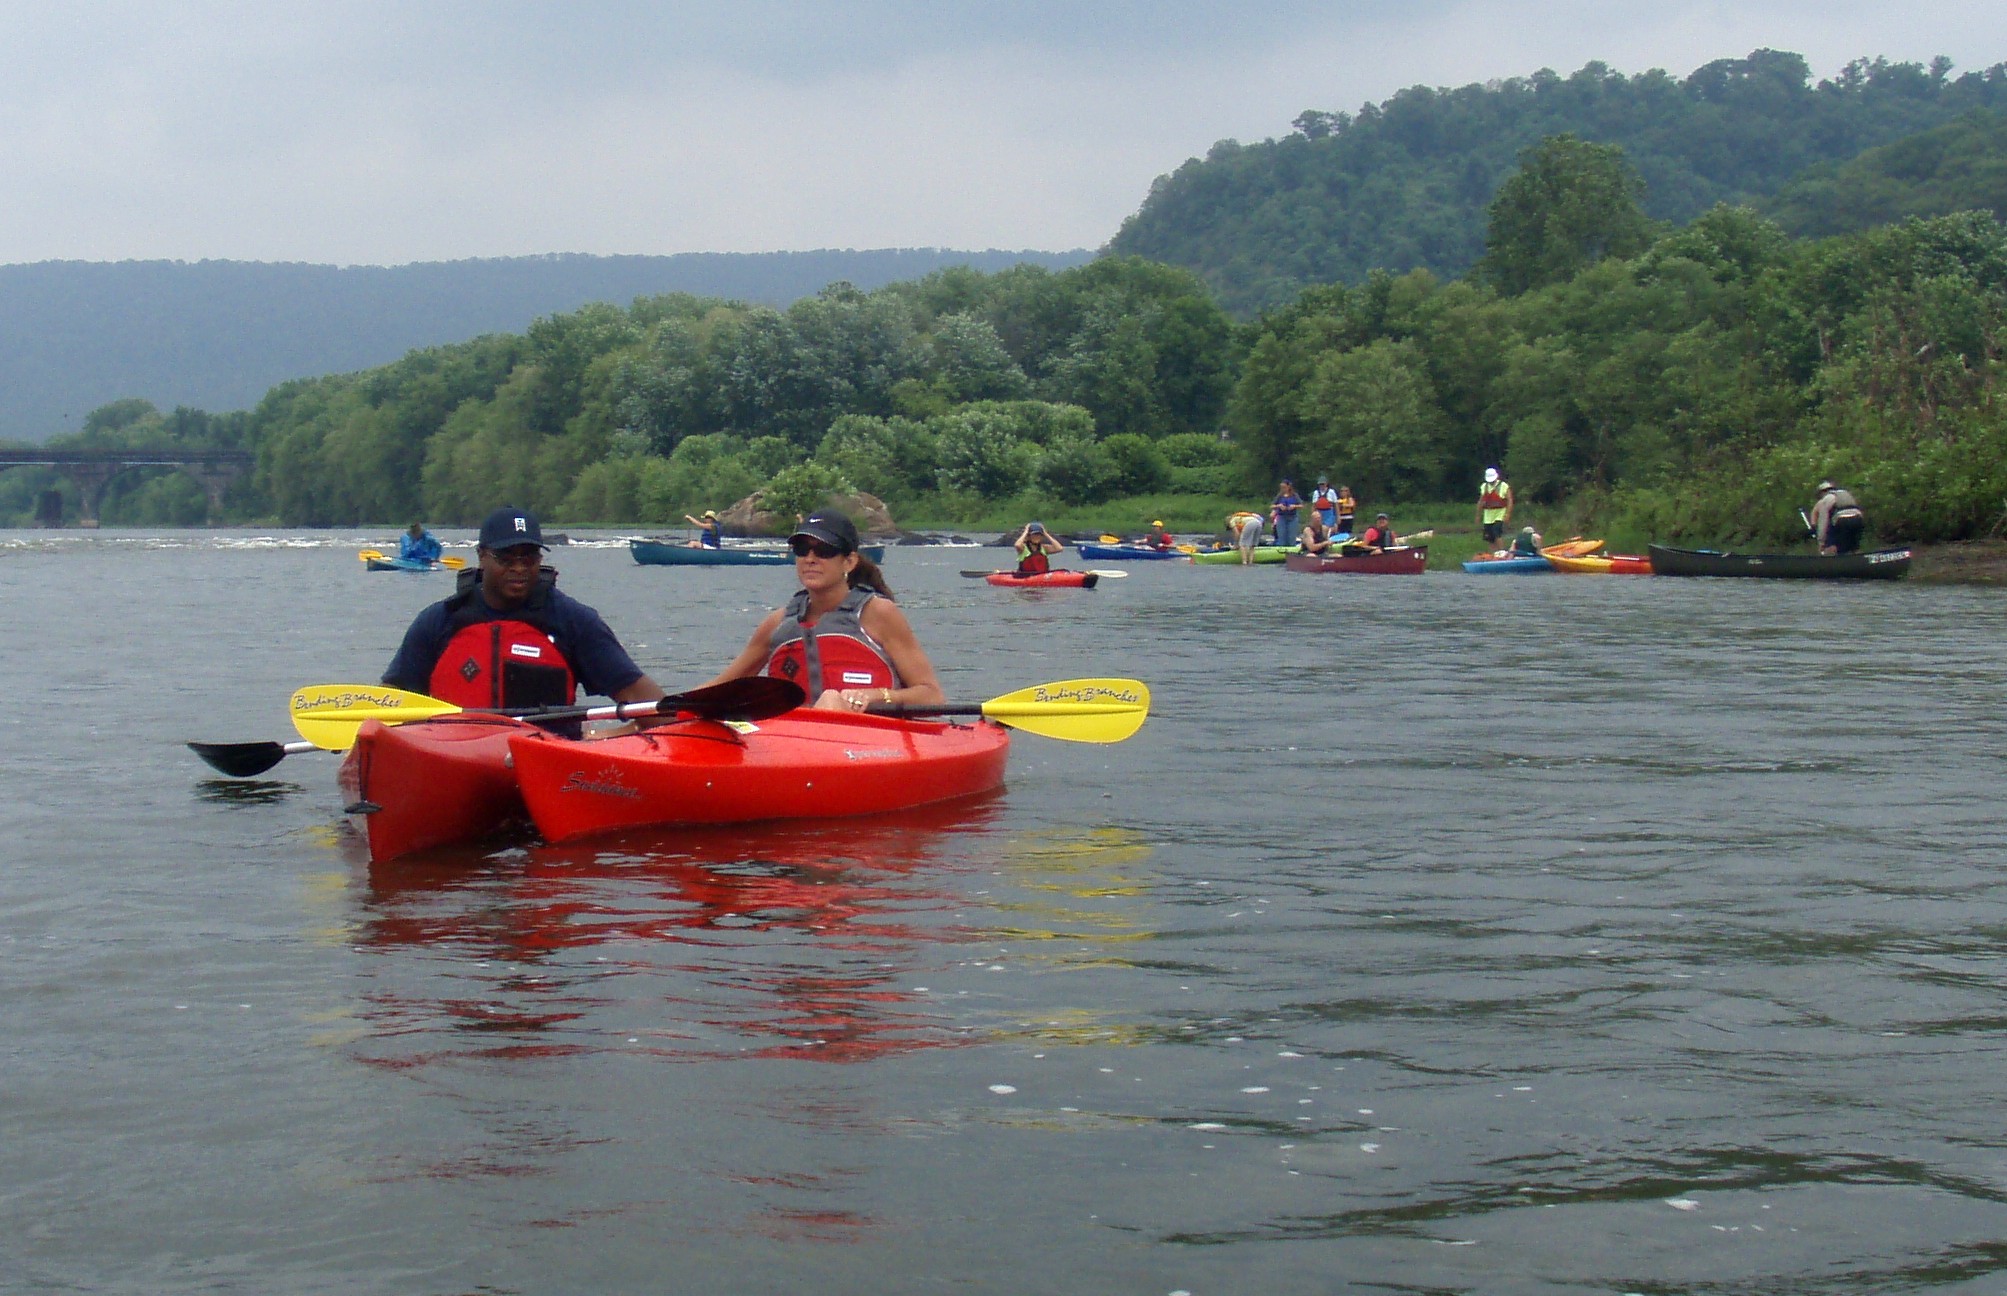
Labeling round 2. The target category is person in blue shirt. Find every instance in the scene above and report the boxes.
[684,510,724,549]
[1270,479,1303,547]
[397,522,443,566]
[383,507,666,718]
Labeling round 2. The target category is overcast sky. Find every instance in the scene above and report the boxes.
[1,1,2002,266]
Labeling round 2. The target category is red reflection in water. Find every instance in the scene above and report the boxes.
[350,795,1003,1068]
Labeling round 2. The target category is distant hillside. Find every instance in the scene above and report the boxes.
[1107,50,2007,313]
[1762,109,2007,236]
[0,248,1089,443]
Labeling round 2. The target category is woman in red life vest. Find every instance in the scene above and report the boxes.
[709,509,946,713]
[1013,521,1063,575]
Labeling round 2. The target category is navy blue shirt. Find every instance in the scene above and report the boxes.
[384,584,647,699]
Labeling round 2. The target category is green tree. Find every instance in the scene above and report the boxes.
[1476,135,1656,294]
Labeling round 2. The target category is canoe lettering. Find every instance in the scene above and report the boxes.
[560,769,644,799]
[843,748,901,761]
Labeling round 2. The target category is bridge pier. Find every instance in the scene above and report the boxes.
[184,466,240,525]
[61,462,120,528]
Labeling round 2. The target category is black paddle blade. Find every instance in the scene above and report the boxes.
[661,676,805,721]
[188,740,289,778]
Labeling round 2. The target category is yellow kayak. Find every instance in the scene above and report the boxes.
[1548,552,1653,574]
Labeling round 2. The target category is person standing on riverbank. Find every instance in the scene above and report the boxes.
[1229,509,1265,564]
[1335,484,1357,537]
[1477,468,1512,549]
[1271,479,1303,547]
[1309,478,1340,531]
[1809,480,1867,555]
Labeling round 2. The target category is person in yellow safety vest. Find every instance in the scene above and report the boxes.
[1476,467,1513,548]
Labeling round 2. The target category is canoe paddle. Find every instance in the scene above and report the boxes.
[867,677,1150,743]
[358,548,466,569]
[287,676,806,751]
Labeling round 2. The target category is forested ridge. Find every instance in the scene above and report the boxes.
[9,50,2007,552]
[0,248,1089,445]
[1109,50,2007,314]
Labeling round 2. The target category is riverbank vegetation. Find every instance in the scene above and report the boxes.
[5,53,2005,552]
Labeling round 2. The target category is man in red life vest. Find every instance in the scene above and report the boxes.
[1357,512,1399,553]
[382,507,667,718]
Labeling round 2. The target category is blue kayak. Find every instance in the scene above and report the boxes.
[1075,542,1188,561]
[1462,554,1553,574]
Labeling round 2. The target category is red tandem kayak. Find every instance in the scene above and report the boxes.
[985,569,1099,589]
[509,710,1012,843]
[339,714,528,863]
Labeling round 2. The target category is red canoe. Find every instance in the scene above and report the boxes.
[339,714,528,863]
[508,710,1012,843]
[1283,546,1428,575]
[984,569,1099,589]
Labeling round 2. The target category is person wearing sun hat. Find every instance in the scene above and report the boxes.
[381,506,666,719]
[1476,466,1512,548]
[707,508,946,713]
[683,508,724,549]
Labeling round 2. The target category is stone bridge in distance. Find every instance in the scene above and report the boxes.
[0,449,253,526]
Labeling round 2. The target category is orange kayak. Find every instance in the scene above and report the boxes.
[339,714,529,862]
[509,710,1012,843]
[1547,552,1654,574]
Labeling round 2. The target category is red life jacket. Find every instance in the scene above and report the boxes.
[428,572,577,710]
[1017,544,1052,575]
[765,587,898,696]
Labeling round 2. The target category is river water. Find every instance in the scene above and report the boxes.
[3,529,2005,1295]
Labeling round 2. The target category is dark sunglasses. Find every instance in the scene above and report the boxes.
[789,536,846,559]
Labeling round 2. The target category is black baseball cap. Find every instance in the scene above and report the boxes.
[478,507,545,550]
[790,509,858,554]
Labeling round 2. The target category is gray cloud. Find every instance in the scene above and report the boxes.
[0,2,2001,265]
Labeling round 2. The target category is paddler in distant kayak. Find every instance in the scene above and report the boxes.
[1299,512,1335,556]
[1510,525,1545,556]
[1012,521,1064,576]
[710,508,945,713]
[1356,512,1399,554]
[1808,479,1867,554]
[1476,467,1512,549]
[397,521,443,566]
[383,507,667,714]
[1145,519,1176,551]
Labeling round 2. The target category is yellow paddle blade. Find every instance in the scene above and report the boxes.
[288,684,464,750]
[439,555,467,569]
[358,549,384,563]
[979,678,1149,744]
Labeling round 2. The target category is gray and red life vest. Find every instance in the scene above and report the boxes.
[764,587,899,696]
[428,570,577,710]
